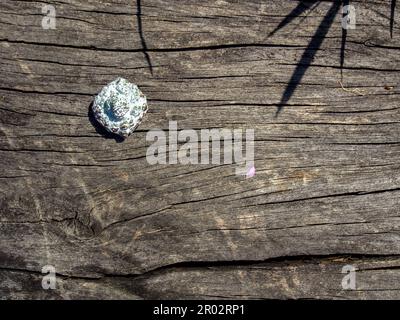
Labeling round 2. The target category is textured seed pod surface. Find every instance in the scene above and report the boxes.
[92,77,148,137]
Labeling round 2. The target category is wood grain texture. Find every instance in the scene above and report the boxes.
[0,0,399,299]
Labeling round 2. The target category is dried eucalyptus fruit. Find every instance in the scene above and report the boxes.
[92,78,148,138]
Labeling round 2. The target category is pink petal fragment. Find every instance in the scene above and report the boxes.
[246,166,256,178]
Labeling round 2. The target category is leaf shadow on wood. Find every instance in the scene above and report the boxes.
[275,1,341,116]
[340,0,349,81]
[391,0,397,38]
[88,102,125,143]
[268,1,319,37]
[137,0,153,75]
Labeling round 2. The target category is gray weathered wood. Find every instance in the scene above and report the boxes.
[0,0,399,299]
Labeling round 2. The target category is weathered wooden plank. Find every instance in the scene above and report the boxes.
[0,0,399,299]
[2,256,400,299]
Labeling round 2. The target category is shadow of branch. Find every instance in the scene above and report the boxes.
[340,0,349,81]
[268,1,319,37]
[391,0,397,38]
[137,0,154,75]
[275,1,340,116]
